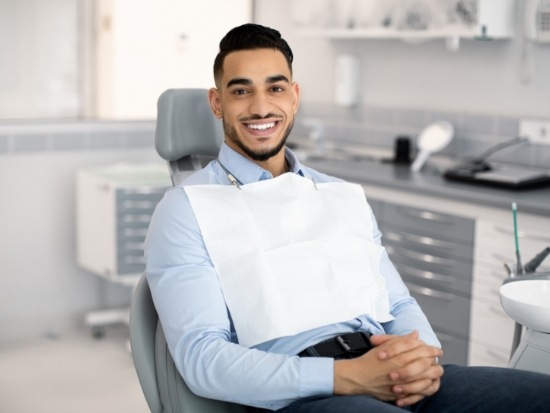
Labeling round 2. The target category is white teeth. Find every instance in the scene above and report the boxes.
[247,122,276,131]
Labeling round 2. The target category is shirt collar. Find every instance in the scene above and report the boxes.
[217,142,306,185]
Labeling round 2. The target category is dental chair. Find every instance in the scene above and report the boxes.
[129,89,247,413]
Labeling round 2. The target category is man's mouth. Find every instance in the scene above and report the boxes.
[245,121,277,131]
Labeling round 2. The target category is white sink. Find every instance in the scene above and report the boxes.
[500,279,550,333]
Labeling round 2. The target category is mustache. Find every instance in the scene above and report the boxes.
[240,113,283,122]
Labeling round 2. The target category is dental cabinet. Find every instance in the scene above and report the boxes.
[76,163,170,335]
[369,197,475,366]
[364,184,550,367]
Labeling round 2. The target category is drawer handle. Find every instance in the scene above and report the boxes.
[486,349,509,364]
[124,256,146,264]
[388,245,456,266]
[385,231,454,250]
[122,200,156,209]
[407,284,454,301]
[120,187,167,195]
[123,228,149,237]
[399,208,455,224]
[434,331,454,342]
[494,225,550,243]
[123,242,145,250]
[395,261,453,285]
[123,214,152,223]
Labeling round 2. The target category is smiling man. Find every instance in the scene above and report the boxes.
[145,23,550,413]
[210,47,299,171]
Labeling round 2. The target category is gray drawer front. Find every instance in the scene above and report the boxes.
[115,187,166,275]
[406,280,471,336]
[435,329,469,366]
[393,259,472,298]
[382,203,475,244]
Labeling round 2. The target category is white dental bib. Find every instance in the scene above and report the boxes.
[185,173,392,347]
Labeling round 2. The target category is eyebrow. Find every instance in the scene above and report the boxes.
[226,75,290,89]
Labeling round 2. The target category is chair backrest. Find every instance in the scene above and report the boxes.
[130,274,247,413]
[155,88,223,185]
[130,89,247,413]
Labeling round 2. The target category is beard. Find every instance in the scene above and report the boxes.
[223,116,294,162]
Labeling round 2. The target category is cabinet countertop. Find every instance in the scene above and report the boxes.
[303,156,550,217]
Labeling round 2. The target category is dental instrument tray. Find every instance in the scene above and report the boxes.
[443,163,550,190]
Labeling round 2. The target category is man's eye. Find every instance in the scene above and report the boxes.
[234,89,248,95]
[271,86,284,93]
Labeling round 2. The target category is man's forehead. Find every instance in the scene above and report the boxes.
[222,49,291,81]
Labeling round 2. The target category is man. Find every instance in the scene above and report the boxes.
[145,24,550,412]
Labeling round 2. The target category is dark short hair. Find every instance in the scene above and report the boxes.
[213,24,294,86]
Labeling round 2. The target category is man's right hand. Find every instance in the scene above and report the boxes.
[333,331,443,406]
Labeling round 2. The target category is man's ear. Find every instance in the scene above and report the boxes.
[291,82,301,114]
[208,88,223,119]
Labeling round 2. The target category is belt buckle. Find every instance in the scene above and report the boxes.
[335,335,352,352]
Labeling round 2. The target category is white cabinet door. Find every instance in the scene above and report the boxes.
[96,0,252,119]
[469,214,550,366]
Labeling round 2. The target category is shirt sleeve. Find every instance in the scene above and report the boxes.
[144,187,333,410]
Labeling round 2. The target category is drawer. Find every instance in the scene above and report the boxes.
[405,280,471,336]
[382,203,475,244]
[468,341,510,367]
[475,219,550,276]
[393,258,471,298]
[116,188,166,214]
[434,329,469,366]
[367,197,384,220]
[469,290,515,352]
[383,226,474,263]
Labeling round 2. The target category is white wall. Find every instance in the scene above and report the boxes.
[255,0,550,118]
[0,126,160,344]
[0,0,81,119]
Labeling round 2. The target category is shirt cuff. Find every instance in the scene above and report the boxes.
[299,357,334,398]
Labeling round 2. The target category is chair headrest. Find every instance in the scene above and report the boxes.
[155,88,223,162]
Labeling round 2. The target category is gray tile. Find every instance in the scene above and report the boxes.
[492,142,536,166]
[362,107,396,125]
[13,134,49,153]
[362,128,397,147]
[50,133,86,151]
[533,145,550,169]
[454,135,495,161]
[461,113,495,135]
[125,130,155,148]
[426,111,462,127]
[496,116,519,138]
[397,109,428,128]
[0,134,8,153]
[88,131,124,149]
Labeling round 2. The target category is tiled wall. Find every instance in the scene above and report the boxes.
[0,121,156,155]
[2,109,549,171]
[295,104,550,169]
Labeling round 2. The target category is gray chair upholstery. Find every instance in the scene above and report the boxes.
[130,89,247,413]
[155,88,223,185]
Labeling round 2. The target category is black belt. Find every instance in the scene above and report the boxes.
[298,332,373,359]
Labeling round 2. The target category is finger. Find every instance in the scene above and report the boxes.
[387,346,442,380]
[398,376,442,400]
[375,331,422,360]
[395,393,426,408]
[390,357,443,383]
[393,378,434,396]
[368,334,396,346]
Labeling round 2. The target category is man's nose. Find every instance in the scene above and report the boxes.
[248,91,273,117]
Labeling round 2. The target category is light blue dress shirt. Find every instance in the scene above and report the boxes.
[145,142,440,410]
